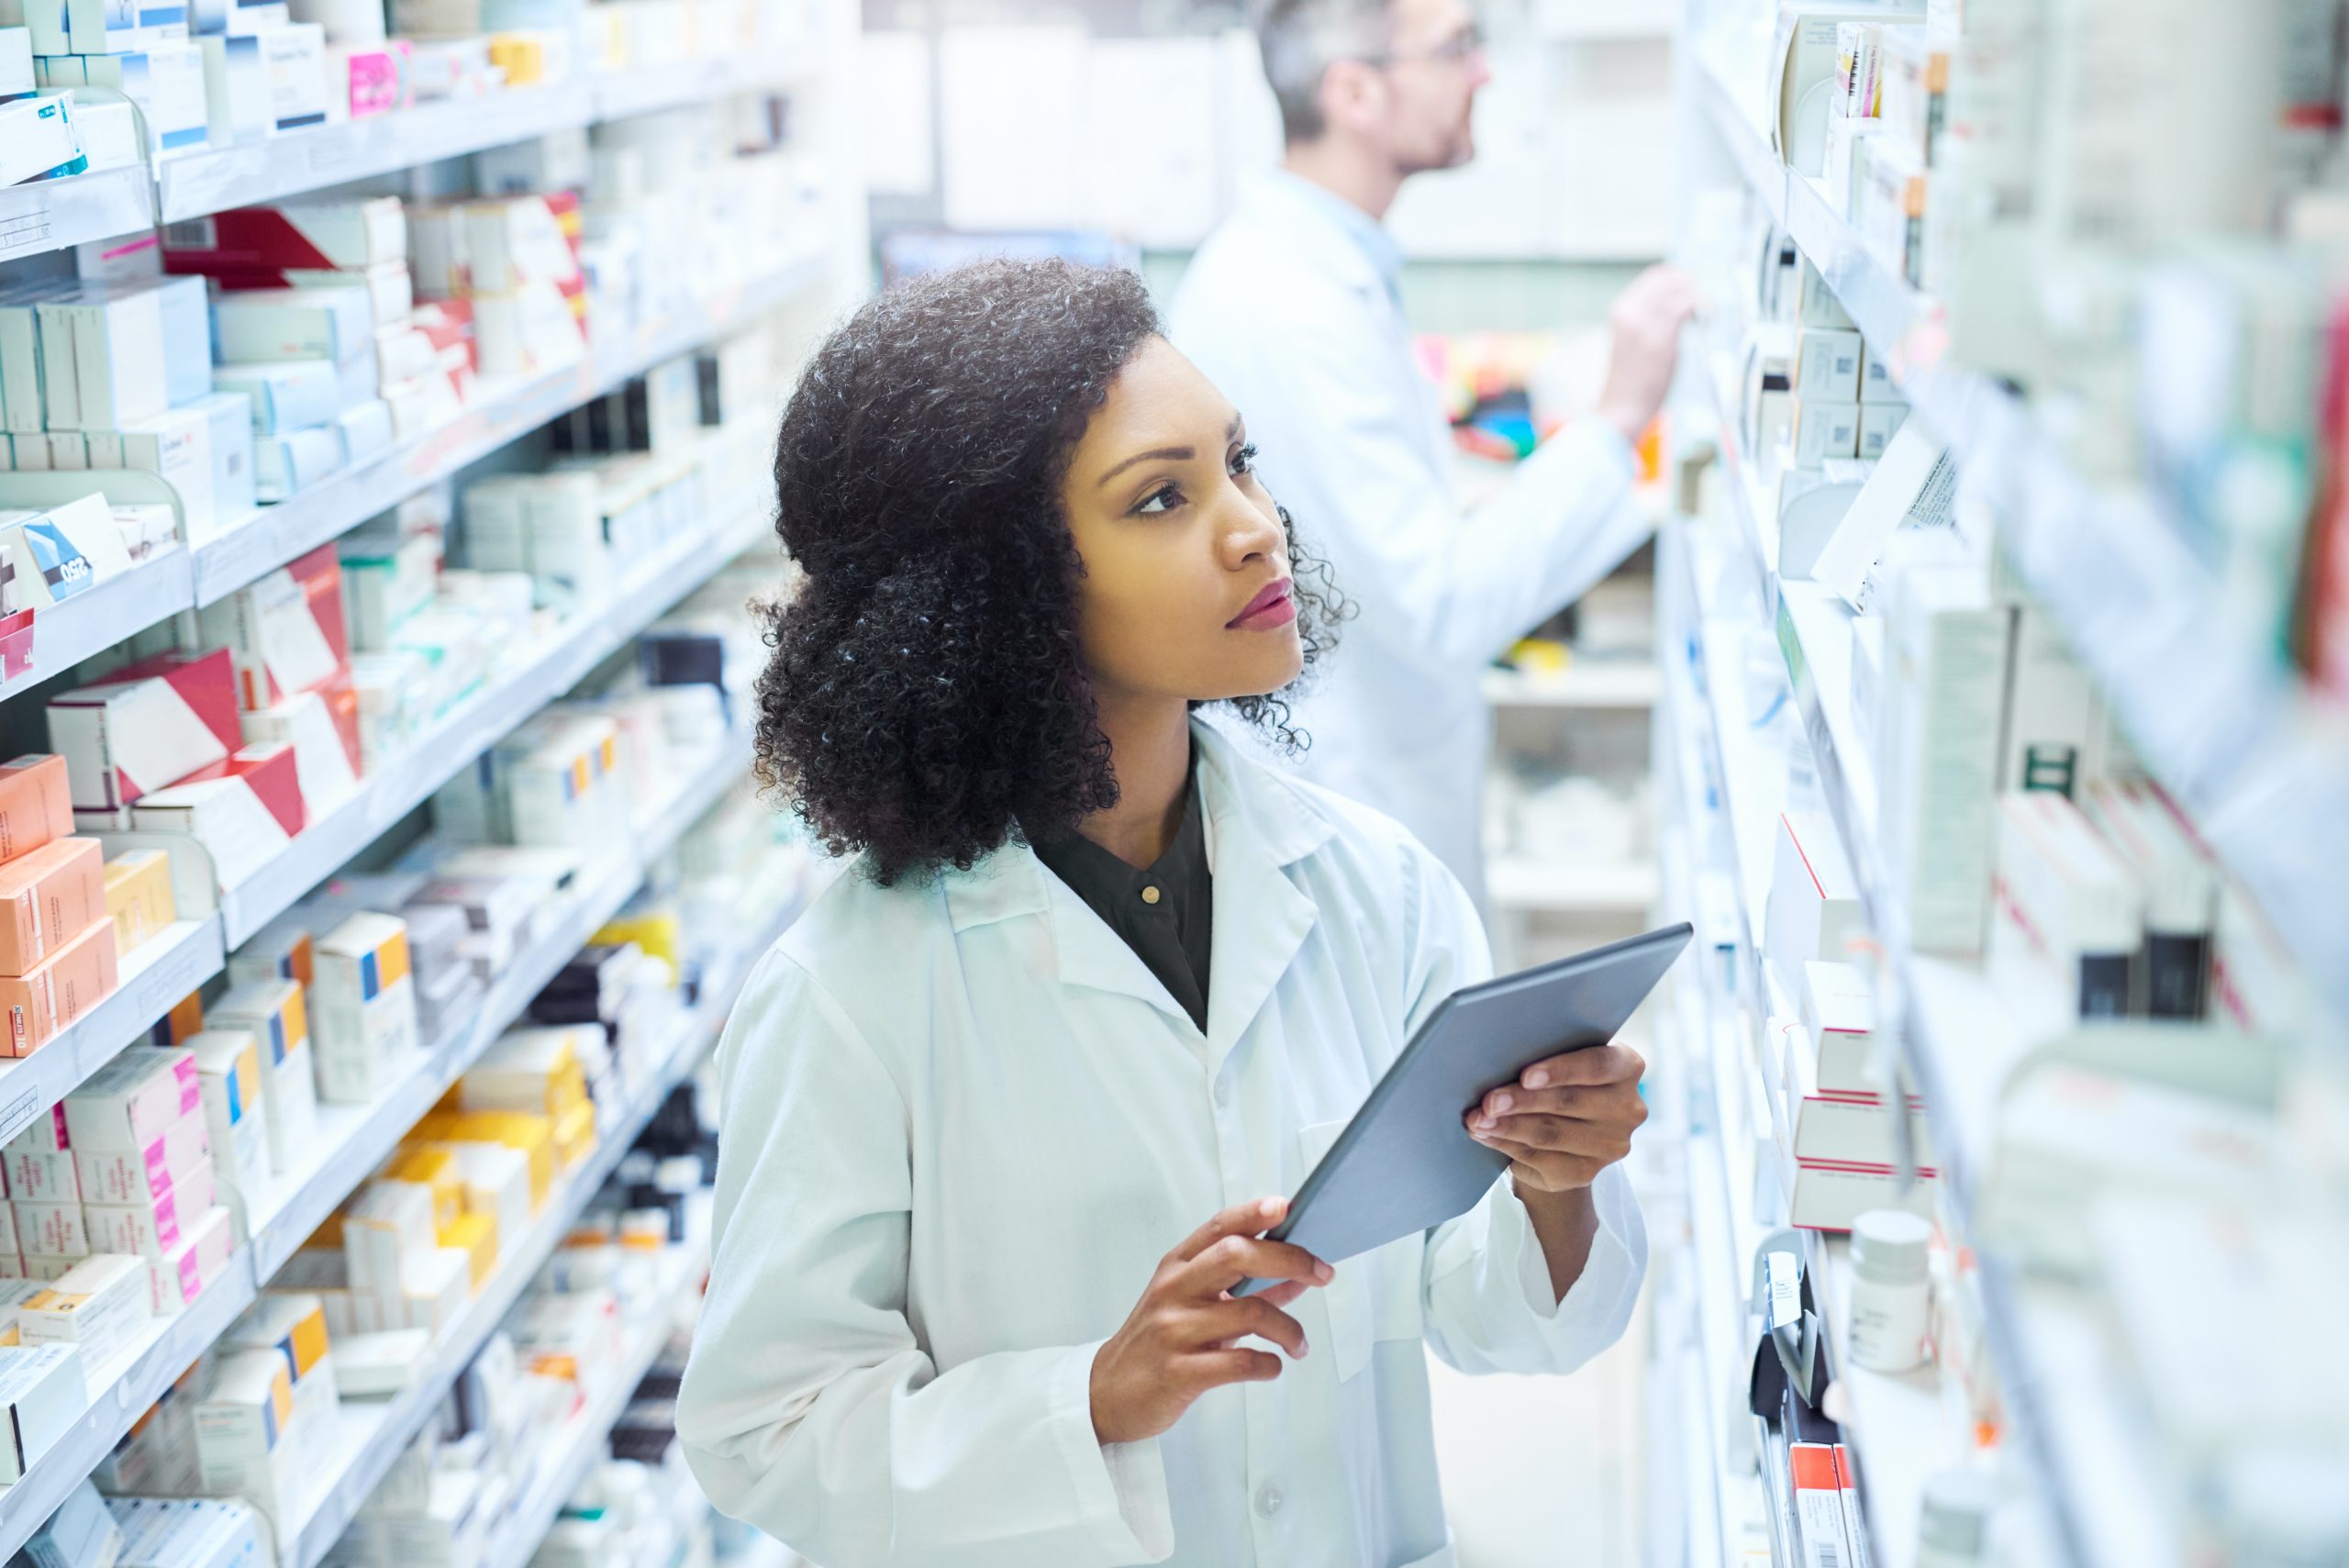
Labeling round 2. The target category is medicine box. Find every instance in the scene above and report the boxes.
[2084,781,2216,1020]
[128,742,306,890]
[227,917,314,990]
[0,1343,84,1482]
[0,28,30,100]
[311,913,416,1102]
[0,917,119,1057]
[0,97,84,190]
[150,1204,235,1314]
[225,1291,337,1422]
[13,1199,88,1259]
[240,686,361,817]
[1765,811,1867,994]
[1795,328,1863,402]
[1788,1161,1936,1233]
[344,1178,434,1293]
[1877,565,2009,955]
[251,426,344,503]
[83,1154,217,1257]
[106,851,179,956]
[197,32,269,147]
[19,1252,150,1372]
[198,543,349,710]
[259,21,329,133]
[0,756,74,865]
[43,278,210,432]
[60,43,210,158]
[206,981,317,1174]
[210,360,343,435]
[192,1350,299,1532]
[0,837,106,978]
[187,1029,272,1201]
[211,286,373,365]
[73,1106,209,1207]
[48,649,242,812]
[163,197,406,273]
[65,1048,202,1151]
[4,1136,77,1207]
[1989,791,2146,1022]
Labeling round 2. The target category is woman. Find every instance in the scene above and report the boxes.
[676,259,1649,1568]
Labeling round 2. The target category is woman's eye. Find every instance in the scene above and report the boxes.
[1230,442,1260,476]
[1135,484,1183,515]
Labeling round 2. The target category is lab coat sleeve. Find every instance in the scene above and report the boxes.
[1392,838,1650,1375]
[677,948,1176,1568]
[1230,310,1653,671]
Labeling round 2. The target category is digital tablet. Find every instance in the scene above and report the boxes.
[1235,921,1692,1296]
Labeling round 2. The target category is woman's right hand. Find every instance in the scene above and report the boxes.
[1089,1196,1332,1446]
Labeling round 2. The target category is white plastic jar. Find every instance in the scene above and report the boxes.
[1846,1207,1932,1373]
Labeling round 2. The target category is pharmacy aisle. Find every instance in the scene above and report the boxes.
[0,0,864,1561]
[1644,3,2349,1568]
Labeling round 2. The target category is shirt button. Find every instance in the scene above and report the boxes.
[1141,885,1162,906]
[1212,1076,1231,1106]
[1255,1482,1284,1518]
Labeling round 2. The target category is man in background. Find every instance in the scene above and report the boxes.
[1170,0,1696,907]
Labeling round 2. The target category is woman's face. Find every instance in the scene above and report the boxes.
[1059,336,1304,708]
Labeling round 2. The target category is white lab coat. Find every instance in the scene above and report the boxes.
[677,721,1645,1568]
[1168,171,1656,908]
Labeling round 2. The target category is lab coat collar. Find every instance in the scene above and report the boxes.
[941,722,1336,1059]
[1241,169,1405,306]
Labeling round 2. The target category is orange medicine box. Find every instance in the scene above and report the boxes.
[103,851,175,956]
[0,919,117,1057]
[0,838,104,978]
[0,757,72,865]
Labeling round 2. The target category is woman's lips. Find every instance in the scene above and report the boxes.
[1228,578,1297,630]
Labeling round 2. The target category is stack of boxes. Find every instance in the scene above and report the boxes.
[1,1048,238,1318]
[0,754,119,1057]
[1759,810,1939,1233]
[0,276,254,551]
[162,207,391,502]
[197,541,363,820]
[164,197,473,449]
[410,193,589,377]
[50,646,307,890]
[431,708,629,852]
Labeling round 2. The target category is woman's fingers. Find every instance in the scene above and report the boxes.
[1183,1348,1285,1392]
[1168,1195,1286,1264]
[1179,1232,1332,1298]
[1190,1294,1310,1360]
[1469,1080,1646,1125]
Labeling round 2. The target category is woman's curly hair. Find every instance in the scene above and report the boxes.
[754,258,1345,885]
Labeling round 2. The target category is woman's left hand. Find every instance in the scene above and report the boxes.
[1463,1042,1648,1194]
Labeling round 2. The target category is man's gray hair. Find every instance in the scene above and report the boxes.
[1256,0,1392,144]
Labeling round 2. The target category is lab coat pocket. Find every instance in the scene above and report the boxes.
[1296,1119,1426,1385]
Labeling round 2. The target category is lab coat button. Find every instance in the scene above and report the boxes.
[1255,1482,1284,1518]
[1212,1076,1232,1106]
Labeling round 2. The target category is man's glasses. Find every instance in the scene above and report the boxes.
[1361,22,1486,68]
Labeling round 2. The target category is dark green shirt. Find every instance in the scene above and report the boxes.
[1030,776,1213,1033]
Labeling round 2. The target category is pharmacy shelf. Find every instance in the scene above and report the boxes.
[480,1243,706,1568]
[214,499,771,950]
[0,548,194,696]
[0,915,226,1150]
[0,1234,260,1553]
[1483,662,1662,709]
[0,166,155,267]
[187,250,826,609]
[241,732,751,1283]
[154,54,814,226]
[1486,857,1659,913]
[1695,52,2349,1039]
[284,895,793,1568]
